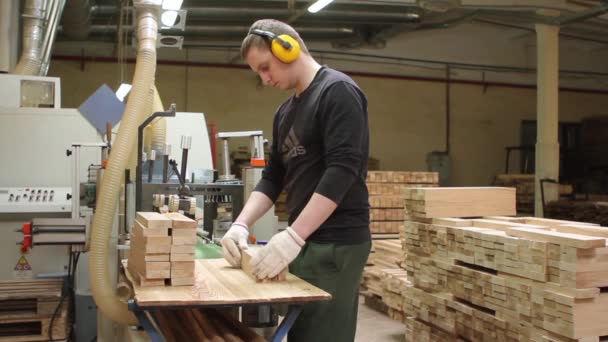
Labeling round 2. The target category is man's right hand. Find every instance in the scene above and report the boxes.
[220,223,249,267]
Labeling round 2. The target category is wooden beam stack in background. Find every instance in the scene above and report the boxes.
[128,212,197,287]
[368,171,439,234]
[400,187,608,341]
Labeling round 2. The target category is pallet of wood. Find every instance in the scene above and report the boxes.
[368,171,439,234]
[128,212,197,287]
[0,279,67,341]
[402,204,608,341]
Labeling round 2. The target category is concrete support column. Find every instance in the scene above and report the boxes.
[534,23,560,217]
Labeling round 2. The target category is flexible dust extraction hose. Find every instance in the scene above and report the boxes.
[150,85,167,153]
[88,8,158,325]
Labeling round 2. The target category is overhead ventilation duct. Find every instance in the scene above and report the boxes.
[14,0,65,76]
[61,0,94,40]
[14,0,46,75]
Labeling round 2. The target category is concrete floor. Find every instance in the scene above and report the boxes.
[355,297,405,342]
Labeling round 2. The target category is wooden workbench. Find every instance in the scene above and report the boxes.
[126,259,331,342]
[128,258,331,308]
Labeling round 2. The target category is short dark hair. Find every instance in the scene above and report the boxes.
[241,19,309,60]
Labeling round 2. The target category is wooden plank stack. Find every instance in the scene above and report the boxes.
[128,212,197,287]
[0,279,67,341]
[493,174,573,214]
[401,187,608,342]
[367,171,439,234]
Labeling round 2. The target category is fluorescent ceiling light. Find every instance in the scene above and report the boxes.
[116,83,132,102]
[161,10,179,27]
[308,0,334,13]
[162,0,183,10]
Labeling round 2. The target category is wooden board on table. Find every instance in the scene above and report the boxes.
[403,187,516,218]
[127,259,331,307]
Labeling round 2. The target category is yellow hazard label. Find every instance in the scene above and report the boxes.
[14,256,32,271]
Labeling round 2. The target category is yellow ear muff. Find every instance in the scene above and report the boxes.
[271,34,301,64]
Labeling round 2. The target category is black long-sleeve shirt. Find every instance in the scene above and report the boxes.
[254,66,370,244]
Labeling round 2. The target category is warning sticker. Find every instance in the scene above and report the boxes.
[13,256,33,279]
[14,256,32,271]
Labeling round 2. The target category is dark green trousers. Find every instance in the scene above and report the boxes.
[288,241,371,342]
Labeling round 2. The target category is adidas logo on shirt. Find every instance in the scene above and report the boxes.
[282,127,307,162]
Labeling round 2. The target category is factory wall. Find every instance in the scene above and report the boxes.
[48,60,608,186]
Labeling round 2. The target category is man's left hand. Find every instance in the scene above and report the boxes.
[251,227,305,279]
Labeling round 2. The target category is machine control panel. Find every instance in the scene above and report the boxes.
[0,187,71,213]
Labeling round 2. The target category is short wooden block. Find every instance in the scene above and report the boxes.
[171,245,195,254]
[171,228,197,238]
[136,212,173,229]
[172,236,198,246]
[163,212,197,229]
[241,249,287,282]
[171,268,195,278]
[134,220,168,237]
[170,253,195,262]
[168,277,195,286]
[171,261,195,270]
[144,254,170,262]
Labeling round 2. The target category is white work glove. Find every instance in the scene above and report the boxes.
[221,223,249,267]
[251,227,305,279]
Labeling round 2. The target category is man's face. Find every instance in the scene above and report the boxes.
[246,46,294,91]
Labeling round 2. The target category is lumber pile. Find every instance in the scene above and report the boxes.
[128,212,197,287]
[155,308,265,342]
[361,236,411,323]
[0,279,67,342]
[545,200,608,226]
[493,174,573,214]
[362,238,403,296]
[368,171,439,234]
[401,187,608,341]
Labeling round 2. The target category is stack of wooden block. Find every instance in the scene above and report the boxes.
[367,171,438,234]
[164,212,198,286]
[128,212,197,287]
[400,187,608,342]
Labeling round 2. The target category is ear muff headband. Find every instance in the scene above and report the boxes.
[249,28,301,63]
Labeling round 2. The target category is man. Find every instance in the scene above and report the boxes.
[221,19,371,342]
